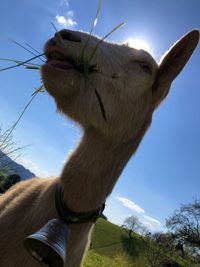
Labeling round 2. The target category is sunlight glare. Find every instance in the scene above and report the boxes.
[125,38,153,55]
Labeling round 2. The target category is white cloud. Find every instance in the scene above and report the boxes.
[116,196,163,232]
[143,215,161,226]
[143,221,153,228]
[55,15,77,28]
[16,157,49,177]
[117,196,145,214]
[56,0,77,29]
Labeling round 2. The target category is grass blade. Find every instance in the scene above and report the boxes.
[31,85,45,96]
[89,22,126,63]
[51,22,58,32]
[26,66,40,70]
[0,57,40,67]
[51,22,64,44]
[90,0,103,34]
[0,33,44,61]
[25,66,40,70]
[0,54,44,72]
[10,39,45,63]
[25,43,45,60]
[10,39,37,57]
[81,0,103,59]
[2,85,44,145]
[2,94,36,144]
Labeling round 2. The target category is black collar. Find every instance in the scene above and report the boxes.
[55,184,105,224]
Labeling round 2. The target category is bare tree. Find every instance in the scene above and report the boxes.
[144,232,173,267]
[0,126,24,193]
[138,224,149,236]
[0,126,24,174]
[122,216,143,239]
[166,199,200,257]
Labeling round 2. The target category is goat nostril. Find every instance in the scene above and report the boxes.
[55,30,81,43]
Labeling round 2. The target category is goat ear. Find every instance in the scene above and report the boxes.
[152,29,199,109]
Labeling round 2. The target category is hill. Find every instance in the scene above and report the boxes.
[83,219,198,267]
[0,150,35,179]
[91,218,144,258]
[84,218,147,267]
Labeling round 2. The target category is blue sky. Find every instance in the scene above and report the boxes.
[0,0,200,232]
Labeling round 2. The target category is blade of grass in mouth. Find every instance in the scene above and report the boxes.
[0,33,45,64]
[81,0,103,59]
[9,39,45,63]
[0,58,40,67]
[0,54,44,72]
[0,36,44,142]
[25,66,40,70]
[2,85,45,145]
[51,22,58,33]
[50,22,64,44]
[25,43,46,60]
[89,22,126,63]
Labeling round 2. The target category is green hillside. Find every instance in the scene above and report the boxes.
[84,251,134,267]
[91,218,144,257]
[83,218,198,267]
[83,218,148,267]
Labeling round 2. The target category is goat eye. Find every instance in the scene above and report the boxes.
[140,62,152,74]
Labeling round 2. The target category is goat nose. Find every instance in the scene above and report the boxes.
[49,37,57,46]
[55,30,81,42]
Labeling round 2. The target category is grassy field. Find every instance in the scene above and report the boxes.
[83,251,135,267]
[83,218,199,267]
[83,218,147,267]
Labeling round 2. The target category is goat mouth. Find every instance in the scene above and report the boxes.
[45,50,74,70]
[44,47,99,74]
[46,59,73,70]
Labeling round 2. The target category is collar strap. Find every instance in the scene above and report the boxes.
[55,184,105,224]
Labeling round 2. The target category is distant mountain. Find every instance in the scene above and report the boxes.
[0,150,35,180]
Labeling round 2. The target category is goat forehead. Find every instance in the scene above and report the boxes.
[90,34,157,66]
[102,44,158,75]
[119,45,157,66]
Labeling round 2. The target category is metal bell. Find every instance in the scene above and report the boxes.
[24,218,70,267]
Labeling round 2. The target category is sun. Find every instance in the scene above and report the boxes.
[125,38,153,54]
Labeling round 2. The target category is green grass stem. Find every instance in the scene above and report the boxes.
[2,85,44,146]
[9,39,45,63]
[0,54,44,72]
[81,0,103,60]
[0,57,40,67]
[89,22,126,63]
